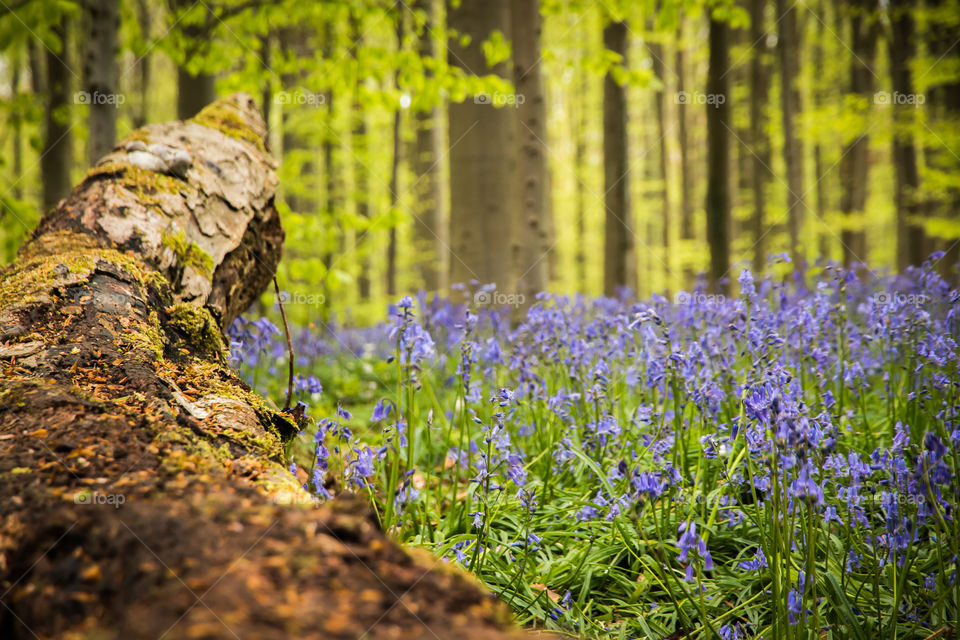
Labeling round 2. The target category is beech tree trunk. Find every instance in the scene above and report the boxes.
[351,15,372,301]
[41,16,73,212]
[706,17,731,295]
[447,0,517,291]
[133,0,151,129]
[511,0,551,302]
[749,0,772,273]
[602,19,634,297]
[412,0,446,293]
[84,0,120,164]
[776,0,804,264]
[387,11,404,298]
[675,22,694,281]
[889,0,926,270]
[648,37,671,291]
[0,94,519,640]
[839,0,877,269]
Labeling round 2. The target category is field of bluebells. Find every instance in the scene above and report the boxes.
[229,256,959,639]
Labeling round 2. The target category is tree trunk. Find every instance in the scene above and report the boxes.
[260,33,273,132]
[177,67,217,120]
[648,37,671,291]
[351,15,372,301]
[812,0,830,260]
[0,94,519,640]
[512,0,551,302]
[776,0,804,264]
[602,19,634,297]
[11,47,24,202]
[387,11,404,298]
[889,0,925,271]
[573,30,588,293]
[84,0,120,165]
[133,0,151,129]
[749,0,772,273]
[839,0,877,269]
[412,0,445,293]
[706,17,731,295]
[41,16,74,212]
[447,0,517,291]
[676,22,694,282]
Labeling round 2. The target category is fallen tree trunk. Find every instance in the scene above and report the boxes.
[0,94,519,640]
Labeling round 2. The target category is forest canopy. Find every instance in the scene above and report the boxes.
[2,0,958,321]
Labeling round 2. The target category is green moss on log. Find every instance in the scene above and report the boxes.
[165,302,226,355]
[0,231,154,310]
[86,161,184,197]
[161,229,215,276]
[191,101,267,153]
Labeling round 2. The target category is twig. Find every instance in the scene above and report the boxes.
[273,276,295,411]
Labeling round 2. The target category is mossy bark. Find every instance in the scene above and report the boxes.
[0,94,520,640]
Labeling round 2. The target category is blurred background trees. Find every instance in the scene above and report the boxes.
[1,0,958,323]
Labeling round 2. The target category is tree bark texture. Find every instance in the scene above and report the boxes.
[0,94,520,640]
[889,0,926,270]
[839,0,877,268]
[602,19,634,297]
[84,0,120,165]
[41,16,74,212]
[511,0,552,303]
[706,18,731,295]
[776,0,804,263]
[447,0,517,292]
[412,0,446,293]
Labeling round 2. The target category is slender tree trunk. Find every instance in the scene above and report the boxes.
[134,0,151,128]
[776,0,805,264]
[749,0,772,272]
[511,0,551,302]
[602,19,634,297]
[321,23,338,326]
[0,94,518,640]
[648,37,672,291]
[839,0,877,269]
[812,0,830,260]
[174,1,216,120]
[351,15,372,300]
[84,0,119,164]
[706,17,731,295]
[386,11,404,297]
[676,22,694,282]
[447,0,516,291]
[41,16,73,212]
[281,28,316,217]
[11,48,23,201]
[260,33,272,132]
[890,0,925,270]
[572,31,588,293]
[177,67,216,120]
[412,0,445,292]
